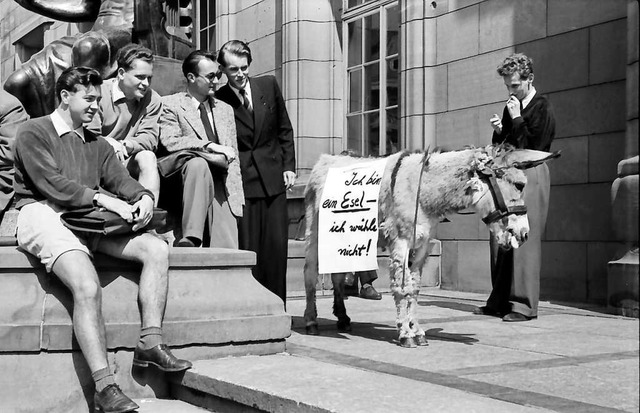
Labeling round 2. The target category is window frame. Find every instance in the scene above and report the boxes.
[196,0,216,51]
[343,0,399,156]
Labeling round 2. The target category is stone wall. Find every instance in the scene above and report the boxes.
[216,0,283,78]
[401,0,631,304]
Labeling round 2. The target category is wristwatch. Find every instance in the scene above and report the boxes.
[123,140,134,156]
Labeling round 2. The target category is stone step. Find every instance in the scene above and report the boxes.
[135,398,211,412]
[0,246,290,412]
[169,353,546,413]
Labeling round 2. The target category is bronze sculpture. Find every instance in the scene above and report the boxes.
[4,0,194,117]
[4,0,135,117]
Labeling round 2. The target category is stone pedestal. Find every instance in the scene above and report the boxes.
[607,156,639,317]
[0,246,290,412]
[608,249,639,317]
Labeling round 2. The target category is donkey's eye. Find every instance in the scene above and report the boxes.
[515,182,525,192]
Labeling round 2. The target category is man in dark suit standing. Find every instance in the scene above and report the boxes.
[215,40,295,305]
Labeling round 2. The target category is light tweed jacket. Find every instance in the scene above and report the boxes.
[159,92,244,217]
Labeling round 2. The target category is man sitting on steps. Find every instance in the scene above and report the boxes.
[13,66,191,413]
[86,44,162,204]
[158,50,242,248]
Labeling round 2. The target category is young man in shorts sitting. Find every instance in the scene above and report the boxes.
[13,66,191,413]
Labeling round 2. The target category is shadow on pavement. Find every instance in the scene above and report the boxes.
[291,316,478,346]
[417,299,480,313]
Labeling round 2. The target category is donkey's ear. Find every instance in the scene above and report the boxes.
[501,149,561,170]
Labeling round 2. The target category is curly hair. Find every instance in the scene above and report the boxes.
[496,53,533,80]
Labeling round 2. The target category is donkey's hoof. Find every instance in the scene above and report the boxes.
[337,320,352,332]
[399,337,417,348]
[305,324,319,335]
[415,335,429,346]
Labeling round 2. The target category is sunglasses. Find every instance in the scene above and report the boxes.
[197,71,223,81]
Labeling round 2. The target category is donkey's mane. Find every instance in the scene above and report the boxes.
[416,147,489,215]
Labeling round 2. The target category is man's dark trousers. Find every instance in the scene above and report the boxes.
[239,193,288,303]
[487,163,549,317]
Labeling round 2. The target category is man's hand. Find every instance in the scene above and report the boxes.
[490,113,503,134]
[131,195,154,231]
[95,193,135,222]
[506,95,521,119]
[206,143,236,164]
[104,136,127,162]
[283,170,296,190]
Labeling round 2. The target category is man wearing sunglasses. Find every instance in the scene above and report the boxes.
[158,50,243,248]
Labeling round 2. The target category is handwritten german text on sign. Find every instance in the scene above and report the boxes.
[318,159,387,273]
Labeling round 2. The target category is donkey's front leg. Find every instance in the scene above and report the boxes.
[331,272,351,332]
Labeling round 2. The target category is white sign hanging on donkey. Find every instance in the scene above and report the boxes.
[318,158,388,274]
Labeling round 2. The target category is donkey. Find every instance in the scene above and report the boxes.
[303,145,559,347]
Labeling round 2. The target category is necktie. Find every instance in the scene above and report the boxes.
[199,102,218,143]
[239,88,252,112]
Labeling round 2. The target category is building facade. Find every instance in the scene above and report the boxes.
[1,0,637,305]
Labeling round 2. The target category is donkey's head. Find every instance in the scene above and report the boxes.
[466,145,560,250]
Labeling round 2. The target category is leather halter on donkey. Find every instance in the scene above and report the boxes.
[478,147,559,225]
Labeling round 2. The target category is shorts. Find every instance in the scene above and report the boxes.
[16,201,102,272]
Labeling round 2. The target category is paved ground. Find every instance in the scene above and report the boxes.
[284,288,639,413]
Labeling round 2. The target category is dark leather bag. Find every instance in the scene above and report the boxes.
[60,207,167,235]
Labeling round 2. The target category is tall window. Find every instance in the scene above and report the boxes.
[198,0,216,51]
[345,2,399,156]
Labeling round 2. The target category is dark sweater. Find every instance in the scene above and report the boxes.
[13,116,152,209]
[492,94,555,151]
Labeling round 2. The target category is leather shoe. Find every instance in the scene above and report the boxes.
[176,237,196,248]
[502,312,535,322]
[359,284,382,300]
[472,306,501,317]
[94,384,139,413]
[133,344,192,372]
